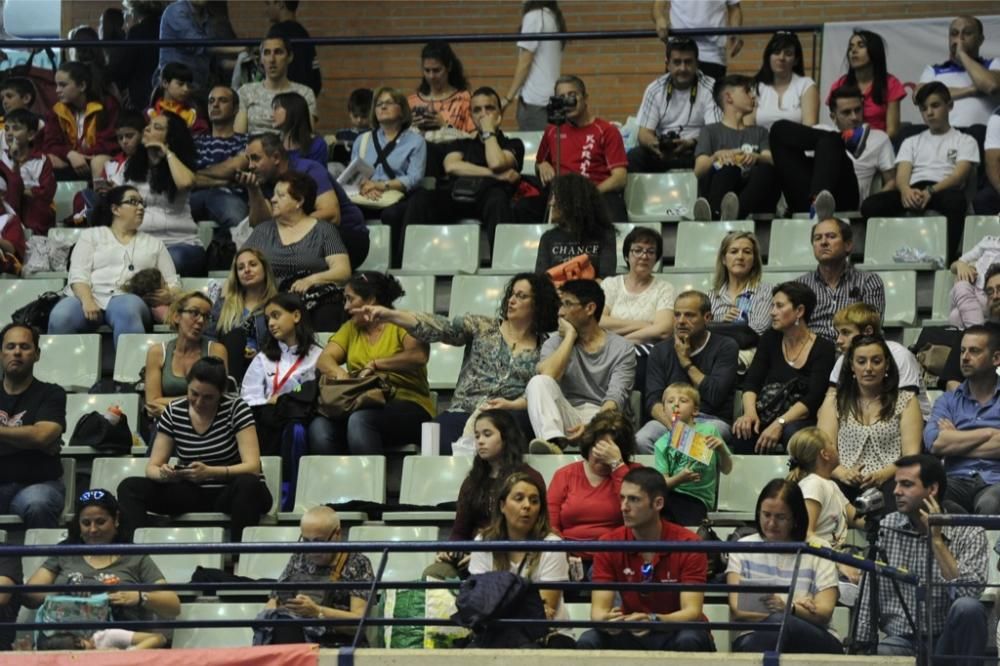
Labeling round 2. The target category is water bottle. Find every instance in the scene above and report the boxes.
[735,290,752,324]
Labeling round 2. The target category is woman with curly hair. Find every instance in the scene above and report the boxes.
[124,111,204,275]
[547,410,642,564]
[359,272,559,452]
[534,173,617,278]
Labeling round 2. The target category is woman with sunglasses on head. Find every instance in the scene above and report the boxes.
[23,489,181,649]
[117,357,273,545]
[748,31,818,129]
[468,471,575,648]
[144,291,228,423]
[727,479,843,654]
[49,185,180,349]
[827,30,905,139]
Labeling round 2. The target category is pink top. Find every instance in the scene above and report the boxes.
[826,74,907,131]
[547,460,643,557]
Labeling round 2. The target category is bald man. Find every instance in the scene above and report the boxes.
[256,506,373,646]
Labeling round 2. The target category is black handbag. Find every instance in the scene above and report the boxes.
[755,377,807,425]
[12,291,63,332]
[451,558,547,648]
[68,411,133,455]
[708,321,760,350]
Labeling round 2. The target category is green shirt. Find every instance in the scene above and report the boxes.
[653,421,727,509]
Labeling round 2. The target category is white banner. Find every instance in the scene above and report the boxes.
[819,15,1000,125]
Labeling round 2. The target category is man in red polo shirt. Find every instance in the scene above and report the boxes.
[513,74,629,224]
[576,467,713,651]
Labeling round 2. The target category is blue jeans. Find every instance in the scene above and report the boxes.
[0,479,65,528]
[48,293,151,347]
[732,613,843,654]
[167,243,207,277]
[878,597,988,666]
[308,400,432,455]
[576,626,713,651]
[190,188,249,232]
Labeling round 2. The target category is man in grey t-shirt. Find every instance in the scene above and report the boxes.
[693,74,778,221]
[526,280,636,454]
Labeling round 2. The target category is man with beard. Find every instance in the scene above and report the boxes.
[0,323,66,528]
[925,323,1000,515]
[635,290,737,452]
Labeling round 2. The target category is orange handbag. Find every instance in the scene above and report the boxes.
[546,253,596,287]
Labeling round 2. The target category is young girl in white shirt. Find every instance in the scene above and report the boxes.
[786,427,862,548]
[241,293,323,407]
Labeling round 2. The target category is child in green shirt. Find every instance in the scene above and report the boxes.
[653,382,733,525]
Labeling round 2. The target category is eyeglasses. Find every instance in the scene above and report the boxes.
[79,489,107,502]
[179,309,211,321]
[629,247,658,258]
[375,100,400,109]
[559,300,582,309]
[298,528,338,543]
[120,198,145,207]
[510,291,533,301]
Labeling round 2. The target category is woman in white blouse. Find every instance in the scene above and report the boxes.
[748,32,818,129]
[600,226,674,344]
[48,185,179,347]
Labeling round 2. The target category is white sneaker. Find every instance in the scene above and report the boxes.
[720,192,739,221]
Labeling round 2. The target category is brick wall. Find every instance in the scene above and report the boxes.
[62,0,993,133]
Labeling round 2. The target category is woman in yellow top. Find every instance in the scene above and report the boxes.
[309,271,434,455]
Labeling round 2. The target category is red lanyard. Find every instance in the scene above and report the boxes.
[273,356,305,394]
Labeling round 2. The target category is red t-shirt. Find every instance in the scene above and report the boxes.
[591,519,707,615]
[826,74,907,132]
[536,117,627,185]
[547,461,642,556]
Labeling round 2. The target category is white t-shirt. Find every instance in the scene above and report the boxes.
[755,74,816,129]
[798,473,850,548]
[985,113,1000,151]
[601,275,676,324]
[669,0,739,67]
[636,74,721,141]
[517,8,563,106]
[829,339,930,419]
[815,123,895,199]
[958,235,1000,289]
[919,58,1000,128]
[92,628,135,650]
[468,533,569,627]
[896,127,980,185]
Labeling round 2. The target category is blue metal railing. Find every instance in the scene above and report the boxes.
[2,537,919,655]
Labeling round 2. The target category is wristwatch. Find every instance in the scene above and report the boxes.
[480,131,495,141]
[138,591,149,607]
[777,417,787,426]
[648,613,658,622]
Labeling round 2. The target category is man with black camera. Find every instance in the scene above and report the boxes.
[513,75,629,223]
[925,323,1000,515]
[855,454,988,661]
[628,38,720,173]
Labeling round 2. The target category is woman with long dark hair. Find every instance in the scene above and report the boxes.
[534,173,617,277]
[503,1,566,130]
[41,60,120,179]
[817,334,921,504]
[426,410,545,578]
[826,30,905,138]
[272,91,328,164]
[407,41,475,134]
[359,272,559,452]
[749,31,818,129]
[124,111,205,275]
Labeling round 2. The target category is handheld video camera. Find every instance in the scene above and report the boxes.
[852,487,885,517]
[546,94,576,124]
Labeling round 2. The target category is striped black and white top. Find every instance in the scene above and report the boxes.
[159,395,255,469]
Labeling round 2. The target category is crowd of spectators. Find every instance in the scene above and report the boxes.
[0,0,998,659]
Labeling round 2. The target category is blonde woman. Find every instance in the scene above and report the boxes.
[709,231,773,336]
[208,248,279,381]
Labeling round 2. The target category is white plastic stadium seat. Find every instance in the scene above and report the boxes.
[279,455,386,523]
[383,456,473,522]
[348,524,438,581]
[666,221,754,272]
[172,602,257,648]
[133,526,225,587]
[625,172,697,223]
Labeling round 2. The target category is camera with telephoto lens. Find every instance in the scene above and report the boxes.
[852,486,885,516]
[546,94,576,124]
[658,130,682,153]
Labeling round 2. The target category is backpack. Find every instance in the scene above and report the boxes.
[450,559,547,648]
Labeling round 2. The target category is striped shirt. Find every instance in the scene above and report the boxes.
[709,281,775,336]
[636,73,721,141]
[856,512,987,639]
[242,219,347,283]
[195,133,247,170]
[795,264,884,342]
[159,394,255,468]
